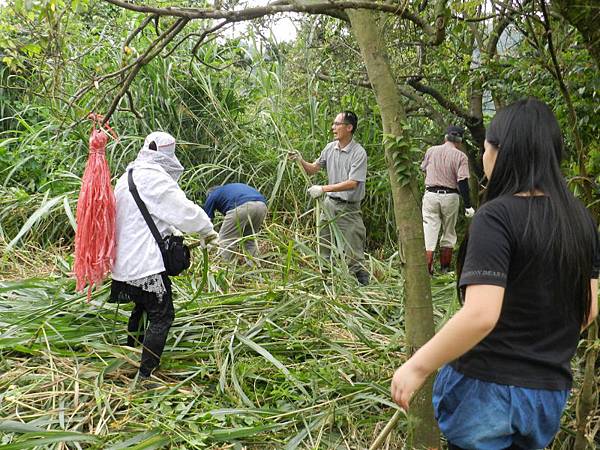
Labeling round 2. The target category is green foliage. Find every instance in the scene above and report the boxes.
[1,2,599,446]
[0,4,401,250]
[0,231,423,448]
[384,133,422,187]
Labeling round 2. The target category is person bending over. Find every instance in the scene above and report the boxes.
[203,183,268,263]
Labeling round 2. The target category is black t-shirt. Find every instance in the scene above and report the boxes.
[452,195,600,390]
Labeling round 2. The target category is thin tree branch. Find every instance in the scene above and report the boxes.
[539,0,583,160]
[406,77,473,120]
[124,90,142,118]
[191,20,231,58]
[68,15,188,115]
[164,19,230,58]
[316,70,370,88]
[316,71,446,127]
[123,14,156,50]
[452,13,498,22]
[103,17,190,123]
[102,0,434,35]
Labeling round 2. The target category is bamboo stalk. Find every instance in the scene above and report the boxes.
[369,409,404,450]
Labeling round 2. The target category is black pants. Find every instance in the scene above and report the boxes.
[112,275,175,377]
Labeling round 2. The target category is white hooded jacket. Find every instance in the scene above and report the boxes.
[111,133,214,281]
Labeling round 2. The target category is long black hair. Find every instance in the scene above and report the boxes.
[456,98,594,326]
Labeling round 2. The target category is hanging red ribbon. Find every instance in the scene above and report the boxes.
[74,114,117,299]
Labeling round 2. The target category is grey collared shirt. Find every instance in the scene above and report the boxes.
[315,139,367,203]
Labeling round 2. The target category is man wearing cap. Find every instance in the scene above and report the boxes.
[111,132,218,383]
[421,125,475,274]
[289,111,369,285]
[203,183,268,263]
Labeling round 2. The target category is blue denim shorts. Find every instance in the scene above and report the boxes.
[433,365,569,450]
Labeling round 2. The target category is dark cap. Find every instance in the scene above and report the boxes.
[446,125,465,138]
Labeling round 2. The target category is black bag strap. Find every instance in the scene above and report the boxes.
[127,168,165,250]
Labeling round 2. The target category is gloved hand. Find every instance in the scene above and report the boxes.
[200,230,220,251]
[464,207,475,218]
[307,185,325,199]
[287,150,303,161]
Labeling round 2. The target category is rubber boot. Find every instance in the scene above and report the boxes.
[440,247,453,273]
[355,269,370,286]
[425,251,434,275]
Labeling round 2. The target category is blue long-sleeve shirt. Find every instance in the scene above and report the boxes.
[203,183,266,219]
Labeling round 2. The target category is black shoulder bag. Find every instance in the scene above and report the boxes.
[128,169,191,276]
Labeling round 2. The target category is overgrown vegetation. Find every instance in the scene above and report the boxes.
[1,230,456,448]
[1,0,598,448]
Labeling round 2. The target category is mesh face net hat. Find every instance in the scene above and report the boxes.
[143,131,176,157]
[134,131,184,181]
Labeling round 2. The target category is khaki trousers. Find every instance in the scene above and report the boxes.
[422,191,460,251]
[319,196,366,274]
[218,201,268,261]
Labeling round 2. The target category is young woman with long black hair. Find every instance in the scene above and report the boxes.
[391,98,599,449]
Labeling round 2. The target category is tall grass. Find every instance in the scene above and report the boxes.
[0,25,398,252]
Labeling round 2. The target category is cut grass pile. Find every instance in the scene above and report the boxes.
[0,227,459,449]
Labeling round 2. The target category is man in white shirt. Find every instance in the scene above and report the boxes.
[110,132,217,382]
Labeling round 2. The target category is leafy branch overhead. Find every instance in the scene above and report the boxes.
[90,0,452,122]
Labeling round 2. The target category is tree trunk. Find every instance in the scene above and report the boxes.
[347,9,439,449]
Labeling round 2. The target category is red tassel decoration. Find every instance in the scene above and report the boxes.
[74,114,117,299]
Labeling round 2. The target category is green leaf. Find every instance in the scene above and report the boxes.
[6,194,65,251]
[0,431,99,449]
[236,333,308,396]
[105,431,169,450]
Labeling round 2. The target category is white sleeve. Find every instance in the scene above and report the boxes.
[135,167,215,237]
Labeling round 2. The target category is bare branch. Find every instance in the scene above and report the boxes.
[102,0,434,34]
[164,19,229,58]
[103,17,190,123]
[406,77,472,120]
[191,20,231,58]
[123,14,156,50]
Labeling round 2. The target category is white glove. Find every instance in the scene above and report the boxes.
[464,207,475,218]
[288,150,302,162]
[307,185,325,199]
[200,230,220,251]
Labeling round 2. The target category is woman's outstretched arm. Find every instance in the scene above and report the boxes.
[391,284,504,410]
